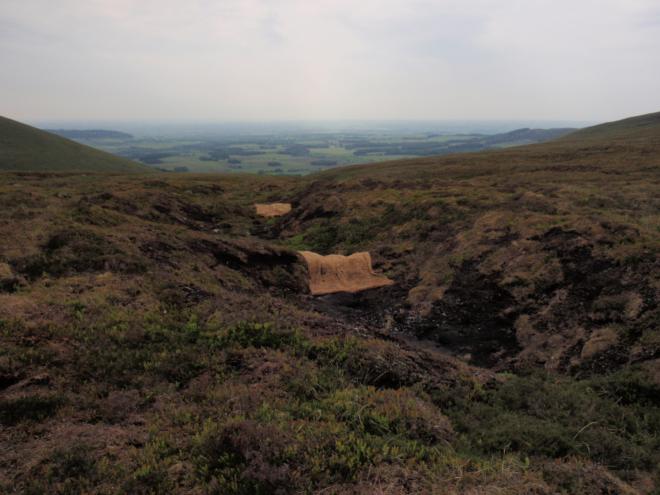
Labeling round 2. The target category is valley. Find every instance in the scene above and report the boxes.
[43,123,578,175]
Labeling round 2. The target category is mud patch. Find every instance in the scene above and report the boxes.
[401,259,520,367]
[190,238,308,292]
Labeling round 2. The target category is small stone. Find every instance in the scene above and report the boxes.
[0,263,13,279]
[581,327,619,360]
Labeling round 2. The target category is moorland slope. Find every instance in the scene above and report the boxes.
[0,112,658,494]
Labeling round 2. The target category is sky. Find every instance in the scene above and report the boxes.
[1,0,660,122]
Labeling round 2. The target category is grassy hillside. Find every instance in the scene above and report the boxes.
[0,116,150,173]
[559,110,660,142]
[0,113,658,494]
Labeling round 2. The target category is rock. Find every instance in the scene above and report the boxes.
[0,263,13,279]
[0,263,19,292]
[581,327,619,360]
[642,358,660,386]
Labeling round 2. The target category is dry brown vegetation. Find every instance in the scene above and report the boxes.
[0,113,659,494]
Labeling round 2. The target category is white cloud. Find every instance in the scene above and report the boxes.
[1,0,659,120]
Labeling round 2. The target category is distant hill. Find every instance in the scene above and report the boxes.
[435,127,576,154]
[479,127,575,146]
[45,129,133,140]
[0,116,150,173]
[559,110,660,142]
[349,127,577,158]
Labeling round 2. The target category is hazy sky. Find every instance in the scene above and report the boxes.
[2,0,659,122]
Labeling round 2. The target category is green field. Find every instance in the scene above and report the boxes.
[59,127,574,174]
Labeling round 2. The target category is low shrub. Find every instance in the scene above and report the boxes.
[324,387,453,443]
[193,419,293,494]
[13,228,146,279]
[213,322,305,351]
[440,370,660,473]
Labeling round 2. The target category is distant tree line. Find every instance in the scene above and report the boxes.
[46,129,133,140]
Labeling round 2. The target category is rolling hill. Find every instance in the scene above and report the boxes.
[559,110,660,142]
[0,116,150,173]
[0,112,658,494]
